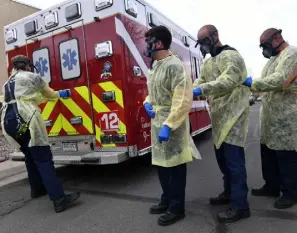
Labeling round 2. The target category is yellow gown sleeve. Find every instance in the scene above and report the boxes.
[251,52,297,92]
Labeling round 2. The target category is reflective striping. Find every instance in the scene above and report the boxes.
[41,99,58,120]
[40,82,127,147]
[99,82,124,108]
[91,93,110,112]
[60,98,93,133]
[49,114,62,136]
[74,86,90,103]
[61,114,77,135]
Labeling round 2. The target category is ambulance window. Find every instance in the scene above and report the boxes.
[32,48,51,83]
[65,3,82,22]
[59,39,81,80]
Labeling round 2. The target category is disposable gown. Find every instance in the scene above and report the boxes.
[1,70,59,148]
[144,53,199,167]
[194,50,250,149]
[251,45,297,151]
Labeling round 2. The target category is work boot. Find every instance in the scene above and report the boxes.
[53,192,81,213]
[150,204,168,214]
[158,212,185,226]
[251,185,280,197]
[210,190,231,205]
[217,208,250,223]
[274,197,297,209]
[31,187,47,198]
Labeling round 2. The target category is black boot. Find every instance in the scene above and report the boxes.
[274,197,297,209]
[210,190,231,205]
[150,204,168,214]
[217,208,250,223]
[31,187,47,198]
[53,192,81,213]
[158,212,185,226]
[251,185,280,197]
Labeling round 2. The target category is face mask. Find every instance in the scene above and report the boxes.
[200,45,211,58]
[144,37,159,58]
[196,33,218,58]
[261,40,285,59]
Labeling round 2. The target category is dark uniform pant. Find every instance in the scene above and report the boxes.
[158,163,187,214]
[214,142,249,209]
[4,119,64,200]
[261,144,297,200]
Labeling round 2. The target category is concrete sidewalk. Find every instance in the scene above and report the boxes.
[0,159,27,188]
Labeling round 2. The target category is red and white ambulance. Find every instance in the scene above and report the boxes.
[4,0,211,165]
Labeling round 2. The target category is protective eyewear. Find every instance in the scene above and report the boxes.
[260,29,282,49]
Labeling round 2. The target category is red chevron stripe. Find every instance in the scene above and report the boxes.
[59,102,90,135]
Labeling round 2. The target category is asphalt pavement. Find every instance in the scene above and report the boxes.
[0,103,297,233]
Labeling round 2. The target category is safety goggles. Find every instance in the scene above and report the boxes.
[259,29,282,49]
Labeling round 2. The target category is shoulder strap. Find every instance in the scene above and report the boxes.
[221,45,237,52]
[6,73,20,121]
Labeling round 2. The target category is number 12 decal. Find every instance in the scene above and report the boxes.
[99,112,120,131]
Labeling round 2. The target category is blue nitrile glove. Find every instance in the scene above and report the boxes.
[193,87,202,99]
[243,77,253,87]
[158,125,171,143]
[58,89,71,98]
[144,103,155,119]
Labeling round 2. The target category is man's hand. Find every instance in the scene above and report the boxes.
[158,125,171,143]
[144,103,155,119]
[193,87,202,99]
[243,77,253,87]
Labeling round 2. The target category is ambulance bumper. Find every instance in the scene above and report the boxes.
[9,151,129,165]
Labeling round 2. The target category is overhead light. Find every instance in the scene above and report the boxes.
[5,29,17,44]
[65,3,82,22]
[44,12,59,29]
[95,0,113,11]
[24,20,38,36]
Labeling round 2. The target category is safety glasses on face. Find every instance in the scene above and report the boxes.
[259,29,282,49]
[195,36,212,48]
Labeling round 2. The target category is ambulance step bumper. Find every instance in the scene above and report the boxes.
[9,151,129,165]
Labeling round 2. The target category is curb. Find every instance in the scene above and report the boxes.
[0,164,65,192]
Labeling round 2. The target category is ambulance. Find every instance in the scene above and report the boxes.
[4,0,211,165]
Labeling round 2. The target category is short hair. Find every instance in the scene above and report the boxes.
[145,26,172,49]
[11,55,31,70]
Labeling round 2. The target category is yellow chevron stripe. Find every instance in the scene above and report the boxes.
[49,114,62,136]
[92,93,110,112]
[60,98,93,133]
[61,115,77,135]
[75,86,90,103]
[99,82,124,108]
[41,99,58,120]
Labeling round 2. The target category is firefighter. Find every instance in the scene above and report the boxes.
[193,25,250,223]
[143,26,197,226]
[1,55,81,213]
[243,28,297,209]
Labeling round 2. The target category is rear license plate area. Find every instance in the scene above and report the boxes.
[62,142,78,152]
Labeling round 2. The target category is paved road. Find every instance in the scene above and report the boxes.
[0,103,297,233]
